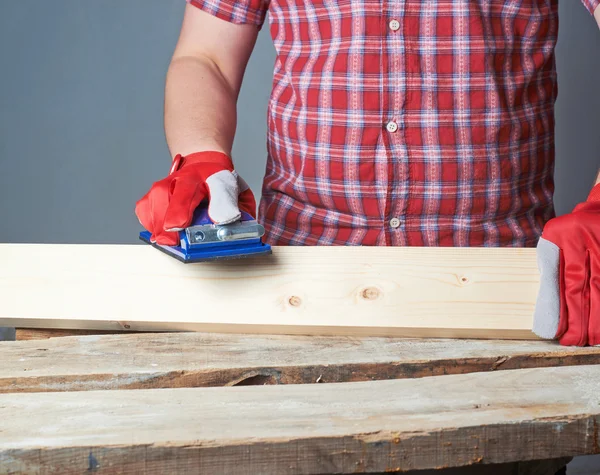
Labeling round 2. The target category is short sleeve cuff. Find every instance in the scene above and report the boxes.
[582,0,600,15]
[188,0,268,29]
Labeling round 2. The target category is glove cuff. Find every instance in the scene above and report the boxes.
[170,151,233,175]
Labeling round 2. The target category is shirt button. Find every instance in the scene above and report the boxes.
[389,19,400,31]
[386,121,398,133]
[390,218,401,228]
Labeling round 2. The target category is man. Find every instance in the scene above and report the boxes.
[136,1,600,346]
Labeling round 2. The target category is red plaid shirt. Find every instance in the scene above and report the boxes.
[189,0,599,247]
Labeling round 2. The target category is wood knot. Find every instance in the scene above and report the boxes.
[459,276,470,285]
[361,287,381,300]
[288,296,302,307]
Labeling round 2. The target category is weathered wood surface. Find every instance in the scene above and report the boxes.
[15,328,128,341]
[1,365,599,474]
[2,332,599,393]
[0,456,573,475]
[0,244,540,339]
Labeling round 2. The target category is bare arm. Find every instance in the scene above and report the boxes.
[164,5,259,158]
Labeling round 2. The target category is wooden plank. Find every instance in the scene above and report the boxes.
[0,244,540,339]
[0,455,572,475]
[14,328,126,340]
[2,332,599,393]
[1,365,599,474]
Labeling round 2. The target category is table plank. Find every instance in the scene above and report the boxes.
[2,332,600,393]
[14,328,127,340]
[1,365,599,474]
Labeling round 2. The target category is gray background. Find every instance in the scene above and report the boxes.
[0,1,599,244]
[0,0,272,244]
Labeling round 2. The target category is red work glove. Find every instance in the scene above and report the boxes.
[135,151,257,246]
[533,184,600,346]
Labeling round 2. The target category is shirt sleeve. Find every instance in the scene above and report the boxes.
[581,0,600,15]
[188,0,270,29]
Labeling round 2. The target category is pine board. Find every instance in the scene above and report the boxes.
[0,244,540,339]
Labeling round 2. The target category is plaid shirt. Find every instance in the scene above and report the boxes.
[189,0,600,247]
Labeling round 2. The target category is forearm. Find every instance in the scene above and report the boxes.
[164,55,238,158]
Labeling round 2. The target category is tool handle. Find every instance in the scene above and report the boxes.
[190,202,254,226]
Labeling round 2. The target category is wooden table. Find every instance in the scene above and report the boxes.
[2,331,600,474]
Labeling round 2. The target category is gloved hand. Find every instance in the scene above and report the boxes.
[135,151,256,246]
[533,183,600,346]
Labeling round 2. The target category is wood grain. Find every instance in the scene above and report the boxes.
[0,244,540,339]
[2,332,599,393]
[14,328,126,340]
[1,365,599,474]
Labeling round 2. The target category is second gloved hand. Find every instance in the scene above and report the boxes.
[135,151,257,246]
[533,183,600,346]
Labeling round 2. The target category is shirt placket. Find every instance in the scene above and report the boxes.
[384,0,409,246]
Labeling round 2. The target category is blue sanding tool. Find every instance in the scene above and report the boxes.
[139,204,272,263]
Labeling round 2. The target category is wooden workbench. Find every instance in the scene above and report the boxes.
[1,332,600,474]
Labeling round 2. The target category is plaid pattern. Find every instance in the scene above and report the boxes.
[189,0,599,247]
